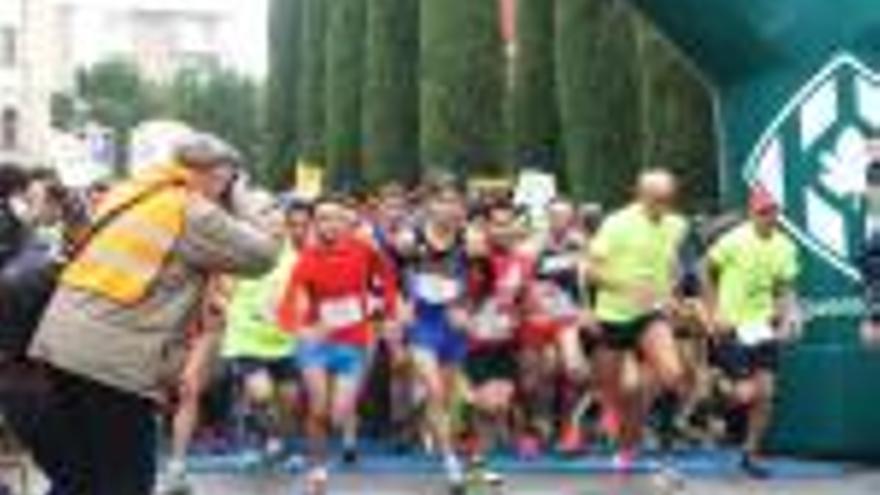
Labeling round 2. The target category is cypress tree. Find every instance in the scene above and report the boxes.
[325,0,367,191]
[634,17,718,211]
[265,0,302,188]
[421,0,505,179]
[555,0,642,204]
[297,0,328,170]
[511,0,561,178]
[363,0,421,187]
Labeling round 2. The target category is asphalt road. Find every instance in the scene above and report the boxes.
[5,461,878,494]
[188,471,880,495]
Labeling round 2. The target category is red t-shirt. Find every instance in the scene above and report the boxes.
[277,235,398,347]
[466,247,532,350]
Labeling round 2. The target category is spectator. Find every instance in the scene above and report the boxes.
[24,133,283,495]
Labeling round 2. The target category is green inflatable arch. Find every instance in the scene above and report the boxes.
[628,0,880,458]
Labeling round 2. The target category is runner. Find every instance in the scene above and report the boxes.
[586,169,691,470]
[397,185,471,493]
[221,197,311,461]
[706,187,800,478]
[277,196,401,495]
[26,134,283,495]
[518,198,589,457]
[161,276,232,495]
[461,200,530,487]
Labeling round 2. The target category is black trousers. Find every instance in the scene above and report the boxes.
[2,364,157,495]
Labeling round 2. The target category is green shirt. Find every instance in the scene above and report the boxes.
[222,247,297,360]
[708,223,798,327]
[591,204,687,323]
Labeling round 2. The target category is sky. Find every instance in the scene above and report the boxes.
[223,0,269,77]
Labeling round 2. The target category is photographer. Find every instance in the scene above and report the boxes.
[24,133,282,495]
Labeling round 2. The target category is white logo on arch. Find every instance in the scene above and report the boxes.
[743,53,880,280]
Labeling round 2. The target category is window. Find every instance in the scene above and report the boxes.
[2,107,18,150]
[0,26,16,68]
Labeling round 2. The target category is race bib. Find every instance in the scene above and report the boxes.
[470,300,515,342]
[533,282,579,320]
[540,254,577,275]
[318,296,365,329]
[735,323,775,346]
[414,273,461,304]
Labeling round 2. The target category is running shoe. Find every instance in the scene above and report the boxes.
[467,456,505,489]
[342,446,359,466]
[458,432,482,459]
[263,437,286,464]
[515,433,542,460]
[304,465,329,495]
[651,461,686,493]
[158,471,193,495]
[472,467,505,487]
[740,453,772,480]
[446,454,467,495]
[557,423,586,455]
[448,482,467,495]
[600,407,622,440]
[612,448,638,474]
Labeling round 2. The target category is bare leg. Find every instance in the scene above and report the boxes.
[170,395,200,469]
[743,371,775,457]
[616,354,645,453]
[411,348,464,486]
[639,320,689,397]
[302,367,330,468]
[594,347,626,439]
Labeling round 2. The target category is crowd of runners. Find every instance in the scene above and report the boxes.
[162,168,800,495]
[4,132,857,495]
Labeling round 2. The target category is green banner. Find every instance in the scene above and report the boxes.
[630,0,880,458]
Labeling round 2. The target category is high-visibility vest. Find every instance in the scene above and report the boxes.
[62,163,190,304]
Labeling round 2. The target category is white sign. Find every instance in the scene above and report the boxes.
[514,169,557,224]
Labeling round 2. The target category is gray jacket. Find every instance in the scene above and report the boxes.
[29,189,280,400]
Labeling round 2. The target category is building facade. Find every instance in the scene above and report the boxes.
[0,0,53,166]
[52,0,237,87]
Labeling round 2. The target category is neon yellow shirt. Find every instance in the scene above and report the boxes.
[591,204,687,322]
[708,223,798,327]
[222,247,297,360]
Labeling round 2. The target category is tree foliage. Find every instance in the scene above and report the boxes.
[325,0,367,191]
[511,0,561,177]
[420,0,505,178]
[259,0,720,206]
[297,0,329,168]
[71,59,262,177]
[165,67,263,175]
[77,59,160,174]
[363,0,420,187]
[555,0,643,205]
[265,0,303,188]
[633,16,718,211]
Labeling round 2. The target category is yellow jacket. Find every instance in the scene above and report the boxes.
[62,162,193,304]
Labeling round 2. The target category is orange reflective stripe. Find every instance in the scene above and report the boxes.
[64,258,148,304]
[62,186,187,304]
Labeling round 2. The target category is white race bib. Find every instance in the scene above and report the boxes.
[414,273,461,304]
[470,300,515,342]
[533,282,579,319]
[736,323,775,346]
[319,296,365,329]
[540,254,577,275]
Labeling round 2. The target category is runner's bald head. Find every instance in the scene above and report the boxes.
[636,168,677,218]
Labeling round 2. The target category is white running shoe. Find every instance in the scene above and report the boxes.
[159,470,193,495]
[304,465,328,495]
